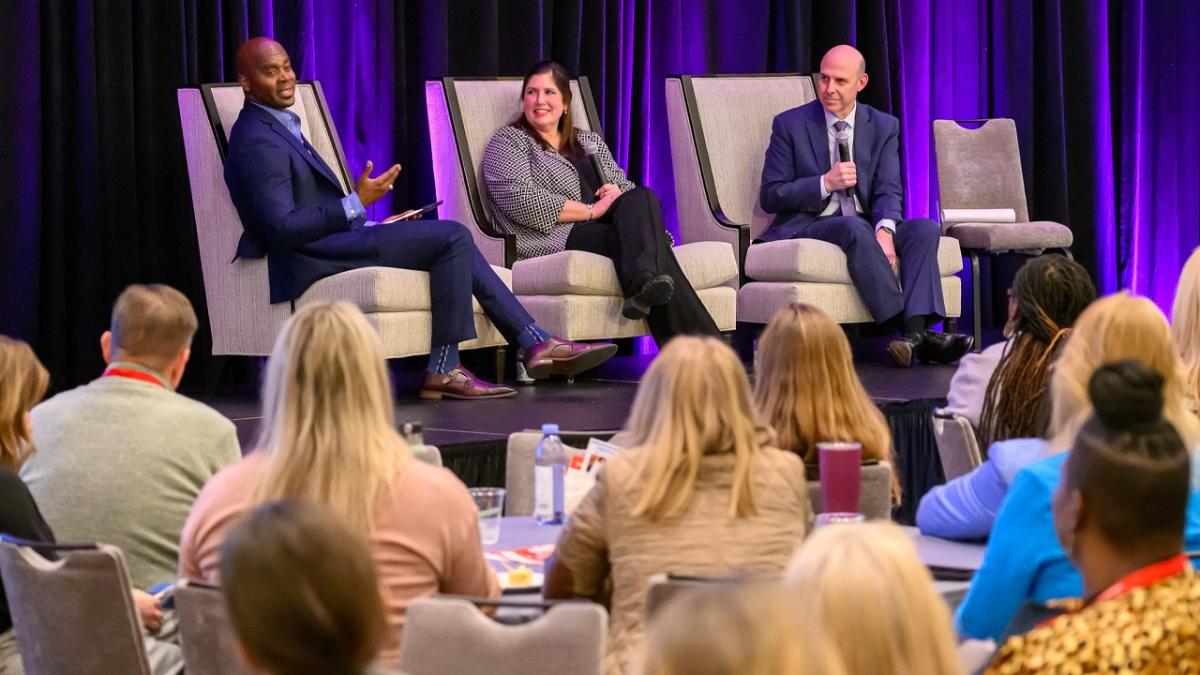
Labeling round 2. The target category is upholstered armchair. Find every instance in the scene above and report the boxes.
[425,77,738,341]
[177,82,508,359]
[665,74,963,327]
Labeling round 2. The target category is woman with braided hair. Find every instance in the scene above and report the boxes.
[943,255,1095,438]
[917,292,1199,542]
[977,256,1097,447]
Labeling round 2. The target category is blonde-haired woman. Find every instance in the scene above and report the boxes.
[785,522,963,675]
[954,293,1200,640]
[919,291,1200,541]
[546,336,810,675]
[179,303,499,666]
[640,581,846,675]
[754,304,895,492]
[1172,246,1200,409]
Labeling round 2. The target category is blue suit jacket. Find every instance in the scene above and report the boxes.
[224,101,376,303]
[758,100,904,242]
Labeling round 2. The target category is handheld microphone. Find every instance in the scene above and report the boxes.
[582,140,608,187]
[835,129,853,199]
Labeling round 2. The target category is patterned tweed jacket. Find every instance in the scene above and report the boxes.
[481,125,635,260]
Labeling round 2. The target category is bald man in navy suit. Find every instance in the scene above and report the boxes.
[223,38,615,398]
[759,45,972,366]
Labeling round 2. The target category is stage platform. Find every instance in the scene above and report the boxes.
[198,336,962,524]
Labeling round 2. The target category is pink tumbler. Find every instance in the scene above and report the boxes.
[818,441,862,514]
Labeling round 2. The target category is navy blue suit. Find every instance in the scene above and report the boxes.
[223,100,534,346]
[758,100,944,324]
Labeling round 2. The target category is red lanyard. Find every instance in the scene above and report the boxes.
[102,367,166,388]
[1093,554,1190,604]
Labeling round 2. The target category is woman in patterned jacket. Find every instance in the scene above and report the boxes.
[986,360,1200,674]
[481,60,720,345]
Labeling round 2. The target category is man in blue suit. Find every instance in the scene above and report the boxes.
[224,38,615,399]
[759,45,972,366]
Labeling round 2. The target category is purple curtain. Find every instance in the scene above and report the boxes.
[1,0,1196,389]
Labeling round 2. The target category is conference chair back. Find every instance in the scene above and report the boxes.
[931,409,984,481]
[643,572,750,621]
[0,538,152,675]
[176,579,255,675]
[505,430,592,517]
[398,596,606,675]
[178,83,509,358]
[805,461,894,520]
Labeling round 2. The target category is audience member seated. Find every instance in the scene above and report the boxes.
[917,292,1195,541]
[481,60,720,345]
[639,581,847,675]
[0,336,52,675]
[22,284,240,590]
[942,255,1094,433]
[0,336,177,675]
[545,336,810,675]
[785,522,963,675]
[1172,246,1200,411]
[221,500,402,675]
[178,302,498,666]
[956,358,1200,641]
[986,361,1200,673]
[753,303,897,499]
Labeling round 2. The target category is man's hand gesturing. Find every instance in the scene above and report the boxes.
[355,160,402,207]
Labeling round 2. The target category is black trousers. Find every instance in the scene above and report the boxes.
[565,187,720,345]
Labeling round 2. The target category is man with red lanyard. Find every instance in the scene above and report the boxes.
[21,285,241,599]
[986,361,1200,673]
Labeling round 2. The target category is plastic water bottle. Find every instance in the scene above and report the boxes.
[534,423,567,525]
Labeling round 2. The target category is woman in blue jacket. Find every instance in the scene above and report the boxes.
[953,297,1200,639]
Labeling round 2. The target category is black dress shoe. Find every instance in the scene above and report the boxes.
[621,274,675,320]
[916,331,974,364]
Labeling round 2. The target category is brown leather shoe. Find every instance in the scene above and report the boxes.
[887,337,916,368]
[520,337,618,380]
[418,365,516,400]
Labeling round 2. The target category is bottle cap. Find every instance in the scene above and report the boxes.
[541,423,560,435]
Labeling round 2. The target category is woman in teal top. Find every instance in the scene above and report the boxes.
[953,295,1200,638]
[955,451,1200,639]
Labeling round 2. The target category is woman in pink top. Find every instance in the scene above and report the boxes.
[178,302,499,665]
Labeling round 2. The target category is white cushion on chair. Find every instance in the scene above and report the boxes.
[298,265,513,313]
[674,241,739,290]
[745,236,963,283]
[513,242,738,297]
[513,250,622,296]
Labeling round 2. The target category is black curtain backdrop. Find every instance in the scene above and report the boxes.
[1,0,1193,391]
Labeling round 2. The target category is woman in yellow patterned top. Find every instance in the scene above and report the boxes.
[988,360,1200,674]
